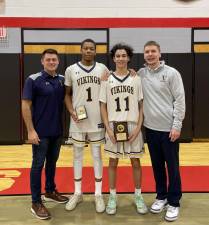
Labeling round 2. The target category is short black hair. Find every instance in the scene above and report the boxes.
[41,48,58,58]
[144,41,161,51]
[81,38,96,49]
[110,43,133,59]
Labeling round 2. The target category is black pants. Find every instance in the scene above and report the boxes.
[145,128,182,207]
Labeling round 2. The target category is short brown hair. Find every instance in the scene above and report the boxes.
[41,48,58,58]
[144,41,161,51]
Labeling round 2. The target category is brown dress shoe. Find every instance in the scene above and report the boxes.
[44,190,69,203]
[31,202,51,220]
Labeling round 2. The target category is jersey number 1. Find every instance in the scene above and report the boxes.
[115,96,129,112]
[86,87,92,102]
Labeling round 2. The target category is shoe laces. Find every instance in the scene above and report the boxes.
[154,199,165,206]
[95,195,103,202]
[108,194,116,208]
[167,205,177,213]
[36,202,46,212]
[135,194,145,208]
[96,195,103,203]
[71,194,81,201]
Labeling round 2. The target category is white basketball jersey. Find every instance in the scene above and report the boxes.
[65,61,107,132]
[100,73,143,123]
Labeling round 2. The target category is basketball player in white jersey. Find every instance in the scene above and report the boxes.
[100,43,148,215]
[64,39,108,213]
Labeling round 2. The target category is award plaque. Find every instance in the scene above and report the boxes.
[113,121,128,142]
[75,105,88,120]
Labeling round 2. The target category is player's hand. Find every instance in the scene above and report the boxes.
[71,110,79,123]
[128,127,140,143]
[107,127,116,144]
[28,130,40,145]
[101,70,110,81]
[129,68,137,77]
[169,128,181,142]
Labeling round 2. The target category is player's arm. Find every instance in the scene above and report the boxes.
[100,64,110,81]
[100,102,116,144]
[128,68,137,77]
[64,86,78,122]
[137,100,143,129]
[22,99,40,145]
[129,100,143,143]
[101,70,110,81]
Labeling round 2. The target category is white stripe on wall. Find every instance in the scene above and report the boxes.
[109,28,192,53]
[194,29,209,42]
[23,30,107,43]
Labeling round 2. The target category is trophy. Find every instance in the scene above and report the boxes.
[75,105,88,120]
[113,121,128,142]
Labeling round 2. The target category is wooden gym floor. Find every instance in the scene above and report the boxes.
[0,142,209,225]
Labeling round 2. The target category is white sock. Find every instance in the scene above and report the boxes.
[95,181,102,196]
[110,188,116,196]
[73,146,83,179]
[91,145,103,179]
[75,181,82,195]
[135,188,141,195]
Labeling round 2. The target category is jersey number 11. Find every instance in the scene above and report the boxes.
[115,96,129,112]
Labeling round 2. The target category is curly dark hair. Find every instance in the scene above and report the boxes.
[110,43,133,59]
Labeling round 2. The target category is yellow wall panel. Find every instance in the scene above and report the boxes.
[194,44,209,53]
[24,44,107,54]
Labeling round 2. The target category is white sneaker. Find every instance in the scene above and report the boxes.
[65,194,83,211]
[134,193,148,214]
[150,199,168,213]
[106,194,117,215]
[95,195,105,213]
[165,205,179,222]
